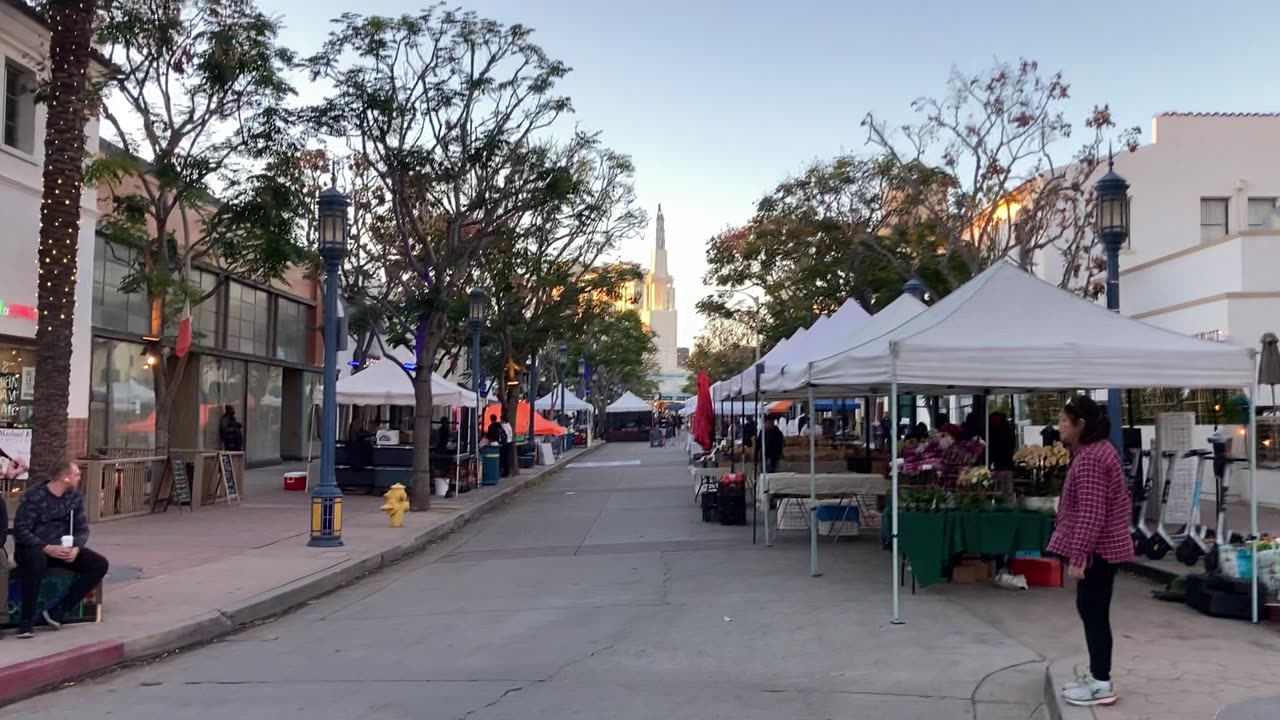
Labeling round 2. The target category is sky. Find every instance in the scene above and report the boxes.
[263,0,1280,347]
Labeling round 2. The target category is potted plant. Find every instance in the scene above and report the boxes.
[1015,443,1069,512]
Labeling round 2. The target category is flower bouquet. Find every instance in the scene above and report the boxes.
[1015,443,1069,511]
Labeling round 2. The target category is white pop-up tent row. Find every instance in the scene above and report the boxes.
[713,260,1261,623]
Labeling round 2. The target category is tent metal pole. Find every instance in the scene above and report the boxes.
[891,375,902,624]
[808,385,820,577]
[984,392,991,466]
[1250,378,1260,623]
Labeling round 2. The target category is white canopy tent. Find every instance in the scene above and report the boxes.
[534,386,593,413]
[761,294,928,396]
[790,261,1259,622]
[326,357,479,407]
[605,391,654,413]
[721,298,873,401]
[678,396,768,418]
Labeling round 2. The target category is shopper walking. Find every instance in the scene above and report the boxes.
[1048,395,1134,707]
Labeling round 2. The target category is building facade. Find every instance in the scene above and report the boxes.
[0,0,105,476]
[86,142,323,466]
[1038,113,1280,349]
[639,205,686,399]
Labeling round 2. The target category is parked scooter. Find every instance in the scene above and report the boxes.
[1127,447,1157,557]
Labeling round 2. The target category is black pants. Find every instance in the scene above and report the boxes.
[499,442,511,476]
[1076,555,1118,682]
[14,545,110,627]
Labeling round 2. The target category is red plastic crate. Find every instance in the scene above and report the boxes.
[1008,557,1063,587]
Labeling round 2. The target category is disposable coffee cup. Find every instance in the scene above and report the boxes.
[61,535,74,548]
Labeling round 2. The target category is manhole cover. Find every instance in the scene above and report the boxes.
[1216,696,1280,720]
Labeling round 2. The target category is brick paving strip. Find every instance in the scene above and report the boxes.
[0,445,601,705]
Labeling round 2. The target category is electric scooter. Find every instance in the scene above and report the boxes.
[1147,449,1209,561]
[1128,447,1158,557]
[1175,448,1214,566]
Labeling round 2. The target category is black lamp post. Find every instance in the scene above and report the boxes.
[557,343,568,449]
[467,287,489,476]
[526,353,538,449]
[1095,154,1131,452]
[309,185,349,548]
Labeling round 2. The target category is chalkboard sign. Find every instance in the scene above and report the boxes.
[171,459,192,506]
[219,452,241,504]
[151,457,192,513]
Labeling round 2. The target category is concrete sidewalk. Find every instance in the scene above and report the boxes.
[0,445,600,704]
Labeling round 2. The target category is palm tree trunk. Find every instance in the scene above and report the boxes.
[29,1,99,478]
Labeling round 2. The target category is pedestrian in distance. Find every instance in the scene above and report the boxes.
[1049,395,1134,708]
[10,460,110,639]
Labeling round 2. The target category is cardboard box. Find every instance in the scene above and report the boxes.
[950,559,993,584]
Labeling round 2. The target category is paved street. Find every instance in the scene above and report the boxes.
[2,443,1050,719]
[6,442,1280,719]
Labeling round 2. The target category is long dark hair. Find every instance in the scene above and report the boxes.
[1062,395,1111,445]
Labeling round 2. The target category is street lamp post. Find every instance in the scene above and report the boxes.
[468,287,489,486]
[309,185,349,548]
[526,353,538,450]
[1095,155,1131,453]
[578,357,588,446]
[557,343,568,452]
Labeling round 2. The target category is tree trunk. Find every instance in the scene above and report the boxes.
[409,322,441,511]
[29,1,98,477]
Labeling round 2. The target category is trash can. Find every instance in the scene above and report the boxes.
[480,446,501,486]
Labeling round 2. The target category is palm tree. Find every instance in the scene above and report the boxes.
[29,0,100,477]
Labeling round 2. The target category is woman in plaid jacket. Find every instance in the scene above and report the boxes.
[1048,395,1134,708]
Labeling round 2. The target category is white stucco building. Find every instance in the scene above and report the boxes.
[0,0,103,462]
[1039,112,1280,348]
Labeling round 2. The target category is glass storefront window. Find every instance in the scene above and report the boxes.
[275,299,309,363]
[226,282,270,357]
[199,355,246,450]
[86,337,156,451]
[92,237,151,335]
[0,342,36,483]
[246,363,283,463]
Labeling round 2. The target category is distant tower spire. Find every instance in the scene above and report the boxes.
[655,204,665,250]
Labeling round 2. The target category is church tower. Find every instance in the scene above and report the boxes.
[643,204,680,379]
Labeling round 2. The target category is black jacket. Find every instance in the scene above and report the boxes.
[13,484,89,548]
[0,493,8,542]
[763,426,785,463]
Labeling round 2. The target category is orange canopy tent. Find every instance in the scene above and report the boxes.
[767,400,793,414]
[482,400,566,436]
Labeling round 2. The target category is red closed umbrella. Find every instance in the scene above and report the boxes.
[693,371,714,451]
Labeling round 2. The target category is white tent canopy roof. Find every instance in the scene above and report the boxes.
[325,358,479,407]
[807,260,1256,394]
[718,298,872,400]
[534,386,593,412]
[762,293,928,397]
[605,391,653,413]
[679,396,767,417]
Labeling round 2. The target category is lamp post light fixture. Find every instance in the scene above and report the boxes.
[1095,153,1131,453]
[467,287,489,477]
[310,185,350,547]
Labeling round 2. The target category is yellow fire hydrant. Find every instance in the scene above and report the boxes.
[381,483,410,528]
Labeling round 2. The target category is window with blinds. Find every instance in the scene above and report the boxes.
[1200,198,1229,243]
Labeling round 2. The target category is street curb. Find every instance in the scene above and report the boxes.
[1043,658,1095,720]
[0,443,603,706]
[0,640,124,703]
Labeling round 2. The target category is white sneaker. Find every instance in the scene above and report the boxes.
[1062,675,1117,707]
[1061,670,1091,693]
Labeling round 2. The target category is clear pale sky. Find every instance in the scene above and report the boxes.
[264,0,1280,346]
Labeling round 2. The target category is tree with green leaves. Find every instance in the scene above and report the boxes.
[699,156,967,349]
[29,0,102,473]
[681,318,757,393]
[567,307,658,421]
[862,58,1140,295]
[474,143,645,465]
[305,7,580,509]
[87,0,307,453]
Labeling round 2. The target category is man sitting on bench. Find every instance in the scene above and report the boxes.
[12,460,109,638]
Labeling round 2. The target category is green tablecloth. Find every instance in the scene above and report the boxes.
[883,510,1053,587]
